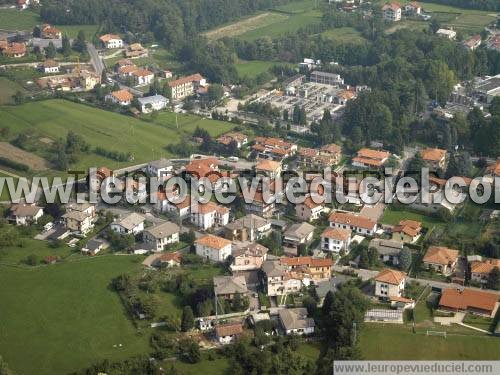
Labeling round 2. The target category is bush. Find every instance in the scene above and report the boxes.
[0,156,29,172]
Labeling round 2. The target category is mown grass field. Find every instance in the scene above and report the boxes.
[274,0,317,13]
[0,8,39,30]
[0,255,151,375]
[0,99,234,173]
[380,206,445,229]
[0,237,75,265]
[321,27,366,43]
[0,77,24,105]
[361,324,500,360]
[56,24,100,39]
[235,60,293,78]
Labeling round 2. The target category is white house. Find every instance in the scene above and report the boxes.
[190,201,229,230]
[436,28,457,40]
[106,89,133,106]
[320,227,351,253]
[8,203,44,226]
[374,269,406,300]
[99,34,123,49]
[138,95,168,113]
[328,211,377,236]
[278,308,315,335]
[132,69,154,86]
[110,212,145,235]
[143,221,180,252]
[40,59,60,74]
[195,234,232,262]
[382,3,402,22]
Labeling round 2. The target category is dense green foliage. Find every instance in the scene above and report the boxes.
[421,0,500,11]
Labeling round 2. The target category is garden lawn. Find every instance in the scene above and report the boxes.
[168,354,230,374]
[235,60,292,78]
[321,27,366,43]
[361,324,500,360]
[380,206,445,229]
[55,24,100,39]
[0,255,151,375]
[0,99,234,172]
[0,9,39,31]
[0,238,74,265]
[0,77,25,105]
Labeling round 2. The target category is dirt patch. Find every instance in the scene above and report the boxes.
[203,12,288,40]
[39,137,53,144]
[0,142,50,171]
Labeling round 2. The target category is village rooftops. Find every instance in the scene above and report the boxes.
[213,275,248,296]
[114,213,145,231]
[261,260,286,277]
[232,243,269,258]
[423,246,459,265]
[439,288,499,316]
[99,34,121,42]
[225,214,270,231]
[328,211,377,231]
[383,2,401,11]
[280,256,333,268]
[279,308,315,331]
[321,227,351,242]
[10,203,42,218]
[320,143,341,154]
[471,259,500,274]
[420,148,447,162]
[191,201,229,215]
[110,89,133,102]
[144,221,179,239]
[63,210,90,222]
[284,222,315,239]
[132,68,153,77]
[168,73,204,87]
[369,238,403,256]
[195,234,231,250]
[255,159,281,172]
[392,219,422,237]
[375,268,406,285]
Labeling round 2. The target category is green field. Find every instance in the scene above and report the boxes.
[56,24,100,39]
[380,206,445,229]
[0,77,25,105]
[235,60,293,78]
[321,27,366,43]
[0,9,39,31]
[0,99,234,173]
[0,255,151,375]
[274,0,317,13]
[361,324,500,360]
[0,238,75,265]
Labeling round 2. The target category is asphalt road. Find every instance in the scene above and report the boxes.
[87,43,105,76]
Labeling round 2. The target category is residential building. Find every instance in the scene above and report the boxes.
[374,268,406,300]
[295,196,325,222]
[195,234,232,262]
[143,221,180,252]
[486,34,500,52]
[470,258,500,285]
[439,288,500,318]
[168,73,206,100]
[147,159,173,179]
[382,3,402,22]
[463,35,482,51]
[63,210,94,235]
[281,256,333,281]
[369,238,403,266]
[436,28,457,40]
[474,74,500,103]
[110,212,145,235]
[215,323,243,345]
[320,143,342,164]
[157,193,191,218]
[132,69,154,86]
[255,159,282,179]
[352,148,390,169]
[99,34,123,49]
[224,214,272,242]
[214,275,248,300]
[279,308,315,335]
[190,201,230,230]
[216,132,248,149]
[423,246,459,275]
[283,222,315,249]
[1,42,26,58]
[328,211,378,236]
[40,59,60,74]
[156,252,182,267]
[81,239,104,256]
[230,243,269,272]
[138,95,168,113]
[420,148,447,171]
[106,89,133,106]
[8,203,43,226]
[261,260,303,296]
[244,191,275,218]
[310,71,344,86]
[486,160,500,178]
[391,219,422,243]
[404,1,421,14]
[252,137,297,161]
[41,24,62,39]
[125,43,148,58]
[321,227,351,253]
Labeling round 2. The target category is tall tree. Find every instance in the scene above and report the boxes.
[181,306,194,332]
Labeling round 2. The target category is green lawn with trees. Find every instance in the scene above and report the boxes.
[0,9,39,30]
[0,78,25,105]
[0,256,151,375]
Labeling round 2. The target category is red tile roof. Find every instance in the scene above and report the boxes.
[375,268,406,285]
[439,288,499,314]
[423,246,459,265]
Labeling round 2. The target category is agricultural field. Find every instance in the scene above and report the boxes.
[0,99,235,174]
[0,255,151,375]
[361,324,500,360]
[274,0,317,14]
[0,8,39,31]
[0,77,25,105]
[235,60,293,79]
[321,27,366,43]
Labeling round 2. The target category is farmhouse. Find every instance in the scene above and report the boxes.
[213,275,248,300]
[110,212,145,235]
[195,234,232,262]
[420,148,447,171]
[230,243,269,272]
[423,246,459,276]
[106,89,134,106]
[138,95,168,113]
[8,203,44,226]
[279,308,315,335]
[328,211,377,236]
[374,268,406,300]
[224,214,272,242]
[143,221,180,252]
[352,148,390,169]
[320,227,351,253]
[439,288,499,318]
[382,3,402,22]
[190,201,230,230]
[215,323,243,345]
[99,34,123,49]
[40,59,60,74]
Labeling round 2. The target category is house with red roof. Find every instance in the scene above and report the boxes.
[439,288,499,318]
[423,246,459,275]
[374,268,406,300]
[321,227,351,254]
[382,2,402,22]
